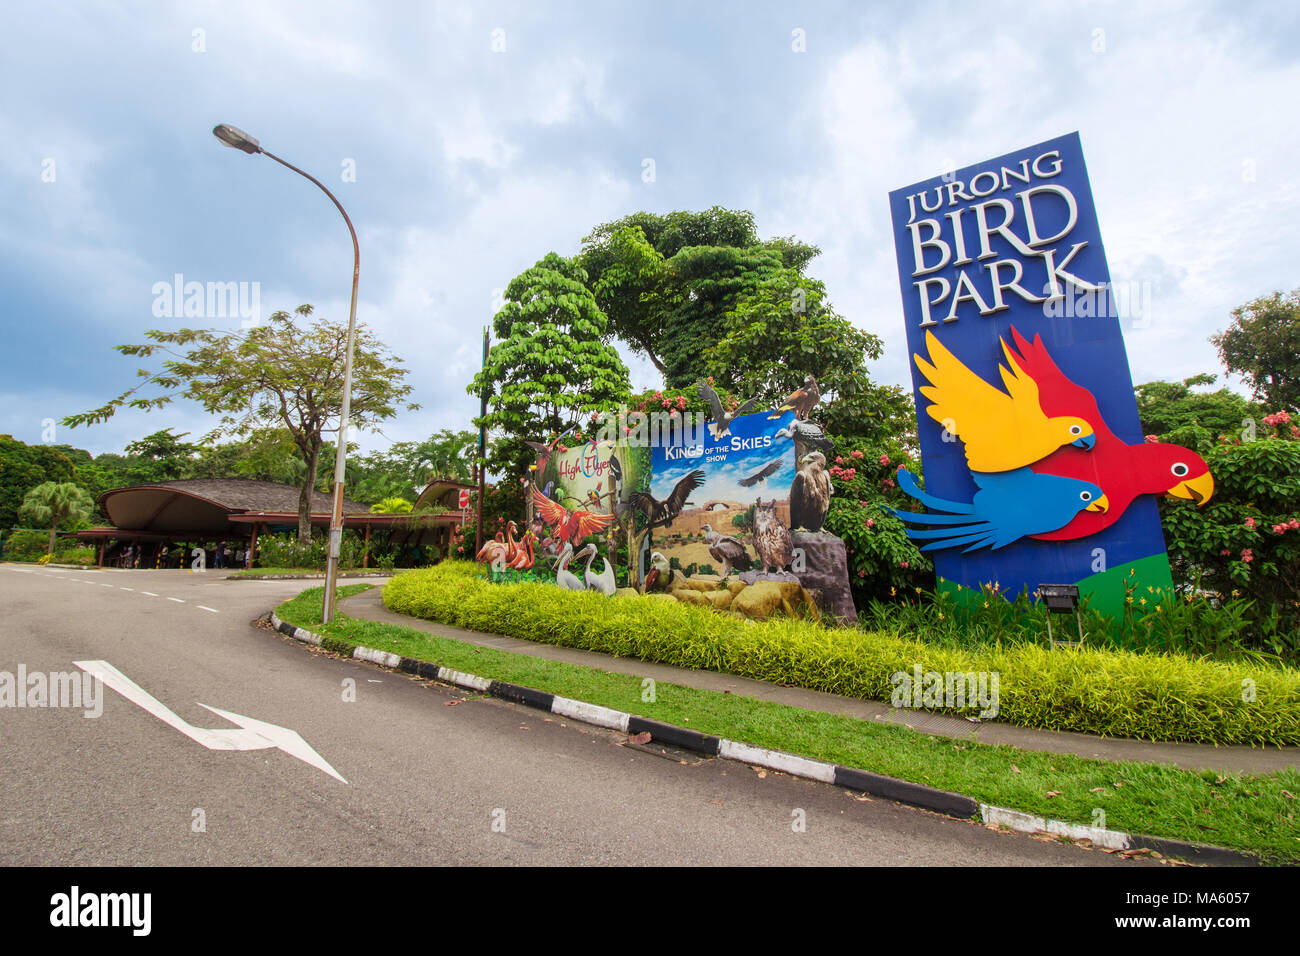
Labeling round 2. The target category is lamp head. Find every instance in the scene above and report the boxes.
[212,124,261,154]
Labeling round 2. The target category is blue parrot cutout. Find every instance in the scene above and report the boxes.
[891,468,1109,552]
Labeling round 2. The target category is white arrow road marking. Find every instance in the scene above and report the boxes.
[73,660,346,783]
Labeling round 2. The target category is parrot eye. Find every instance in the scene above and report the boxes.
[1079,490,1092,502]
[1171,462,1189,477]
[1069,424,1082,436]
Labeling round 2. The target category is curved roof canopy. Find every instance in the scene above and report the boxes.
[98,479,366,536]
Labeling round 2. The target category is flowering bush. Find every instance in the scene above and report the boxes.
[1156,416,1300,653]
[821,435,933,603]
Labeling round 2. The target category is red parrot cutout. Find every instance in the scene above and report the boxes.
[1002,327,1214,540]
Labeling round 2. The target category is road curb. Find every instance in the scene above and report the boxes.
[267,612,1260,866]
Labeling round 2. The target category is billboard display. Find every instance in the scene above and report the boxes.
[887,132,1212,614]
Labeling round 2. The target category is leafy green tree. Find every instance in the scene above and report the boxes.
[120,429,198,483]
[369,496,413,514]
[0,435,77,530]
[1134,374,1261,439]
[1211,289,1300,413]
[579,208,820,385]
[64,305,418,544]
[469,253,631,485]
[701,273,915,446]
[18,481,95,554]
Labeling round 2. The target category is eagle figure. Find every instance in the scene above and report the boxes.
[789,452,833,532]
[631,469,704,529]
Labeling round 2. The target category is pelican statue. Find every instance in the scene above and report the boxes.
[556,542,593,591]
[582,545,616,595]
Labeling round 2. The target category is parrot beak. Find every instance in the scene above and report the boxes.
[1085,494,1109,514]
[1167,471,1215,506]
[1070,434,1096,450]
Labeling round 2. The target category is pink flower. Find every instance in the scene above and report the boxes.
[1241,549,1254,563]
[881,478,895,489]
[1273,524,1286,534]
[896,464,905,473]
[706,376,714,385]
[1220,549,1231,556]
[835,455,845,465]
[841,468,856,480]
[898,560,909,569]
[857,570,866,578]
[1144,434,1159,443]
[850,450,863,459]
[865,518,875,528]
[879,454,890,466]
[676,395,687,410]
[1290,518,1299,529]
[1244,517,1256,529]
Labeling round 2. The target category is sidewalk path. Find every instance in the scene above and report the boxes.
[340,587,1300,776]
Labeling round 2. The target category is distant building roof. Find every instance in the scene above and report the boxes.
[97,479,367,536]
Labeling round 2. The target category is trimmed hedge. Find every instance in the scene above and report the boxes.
[383,561,1300,746]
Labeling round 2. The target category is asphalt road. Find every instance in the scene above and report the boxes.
[0,565,1149,866]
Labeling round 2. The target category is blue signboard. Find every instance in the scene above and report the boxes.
[887,132,1213,614]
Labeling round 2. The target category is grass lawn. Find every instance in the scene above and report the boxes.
[275,584,1300,863]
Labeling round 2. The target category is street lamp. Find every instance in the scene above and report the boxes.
[213,123,360,624]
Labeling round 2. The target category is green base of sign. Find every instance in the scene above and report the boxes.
[937,552,1175,622]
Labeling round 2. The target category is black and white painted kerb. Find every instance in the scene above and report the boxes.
[267,612,1258,866]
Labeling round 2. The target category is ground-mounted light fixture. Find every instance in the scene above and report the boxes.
[1037,583,1084,648]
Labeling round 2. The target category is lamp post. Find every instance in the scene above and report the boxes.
[213,123,359,624]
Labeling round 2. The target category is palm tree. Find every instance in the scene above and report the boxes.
[19,482,95,555]
[370,497,413,514]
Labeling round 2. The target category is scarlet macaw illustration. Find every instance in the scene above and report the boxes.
[1001,328,1214,540]
[913,329,1096,473]
[531,486,616,546]
[892,467,1108,552]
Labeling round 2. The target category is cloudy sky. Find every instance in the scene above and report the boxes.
[4,0,1297,456]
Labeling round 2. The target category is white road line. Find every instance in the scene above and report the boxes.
[167,597,185,603]
[101,583,114,587]
[73,659,346,783]
[141,591,158,597]
[197,605,219,613]
[120,587,134,591]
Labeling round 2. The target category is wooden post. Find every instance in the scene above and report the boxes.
[248,524,259,570]
[97,538,105,568]
[363,522,371,568]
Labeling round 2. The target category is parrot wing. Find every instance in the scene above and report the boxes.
[914,330,1047,472]
[569,509,616,539]
[531,487,569,529]
[1004,326,1115,446]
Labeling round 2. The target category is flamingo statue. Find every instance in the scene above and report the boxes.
[507,531,536,571]
[502,521,520,566]
[475,532,507,565]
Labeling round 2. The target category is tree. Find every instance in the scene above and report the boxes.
[1211,289,1300,413]
[63,305,417,544]
[120,429,198,483]
[579,208,820,386]
[701,273,913,442]
[370,497,413,514]
[0,435,77,530]
[18,482,94,555]
[469,253,631,482]
[1134,374,1260,439]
